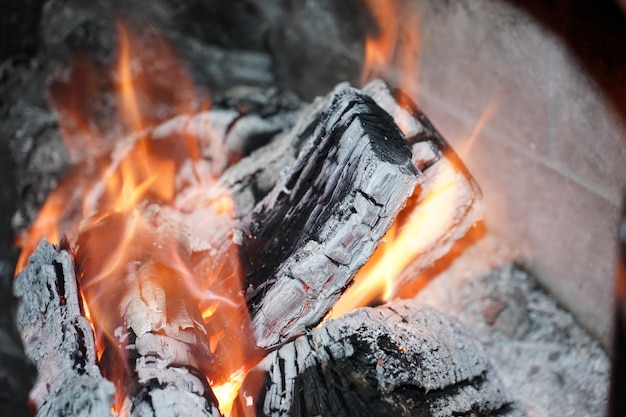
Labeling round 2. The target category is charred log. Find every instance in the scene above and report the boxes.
[218,83,345,218]
[364,79,483,287]
[13,240,115,417]
[75,213,222,417]
[238,87,419,348]
[234,301,523,417]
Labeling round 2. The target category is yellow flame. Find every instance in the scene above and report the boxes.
[328,162,459,318]
[212,369,246,417]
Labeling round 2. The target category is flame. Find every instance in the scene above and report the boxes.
[328,160,460,318]
[361,0,399,82]
[361,0,421,99]
[15,21,256,416]
[212,369,247,416]
[457,94,501,158]
[326,0,448,319]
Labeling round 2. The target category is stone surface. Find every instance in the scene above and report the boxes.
[408,0,626,347]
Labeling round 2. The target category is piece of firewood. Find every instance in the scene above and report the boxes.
[233,301,524,417]
[217,83,349,218]
[364,79,483,289]
[237,86,419,348]
[13,239,116,417]
[75,212,222,417]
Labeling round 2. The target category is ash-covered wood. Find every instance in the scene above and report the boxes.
[364,79,483,288]
[75,213,222,417]
[13,240,115,417]
[234,301,522,417]
[217,83,343,218]
[238,86,419,348]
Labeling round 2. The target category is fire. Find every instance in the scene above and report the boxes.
[16,5,474,415]
[360,0,421,99]
[15,21,254,415]
[328,0,470,318]
[328,159,460,318]
[361,0,399,82]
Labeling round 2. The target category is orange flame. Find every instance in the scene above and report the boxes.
[328,159,460,318]
[361,0,421,99]
[326,0,480,318]
[361,0,399,82]
[15,21,255,416]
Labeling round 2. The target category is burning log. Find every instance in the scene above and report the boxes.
[13,240,115,417]
[0,261,36,417]
[233,301,522,417]
[217,83,341,218]
[75,212,222,417]
[237,86,420,348]
[365,79,483,286]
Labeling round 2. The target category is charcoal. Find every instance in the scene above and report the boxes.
[234,301,523,417]
[364,79,483,289]
[13,240,116,417]
[218,83,349,218]
[237,86,419,348]
[75,212,222,417]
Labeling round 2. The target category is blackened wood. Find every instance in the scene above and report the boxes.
[13,239,116,417]
[238,87,419,348]
[218,83,347,218]
[75,213,222,417]
[364,79,484,288]
[234,302,521,417]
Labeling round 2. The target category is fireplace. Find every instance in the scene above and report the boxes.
[0,0,624,416]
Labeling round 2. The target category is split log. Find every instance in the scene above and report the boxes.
[217,83,347,218]
[13,239,116,417]
[364,79,483,288]
[233,301,524,417]
[75,212,222,417]
[237,87,420,348]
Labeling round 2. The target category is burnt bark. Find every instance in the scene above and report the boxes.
[237,87,419,348]
[234,301,523,417]
[75,212,222,417]
[364,79,484,288]
[13,240,116,417]
[217,83,343,218]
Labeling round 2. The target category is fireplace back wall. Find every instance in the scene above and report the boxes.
[397,0,626,348]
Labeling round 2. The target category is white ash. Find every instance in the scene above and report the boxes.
[414,234,610,417]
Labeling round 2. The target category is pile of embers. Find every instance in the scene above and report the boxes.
[9,77,610,417]
[0,2,611,417]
